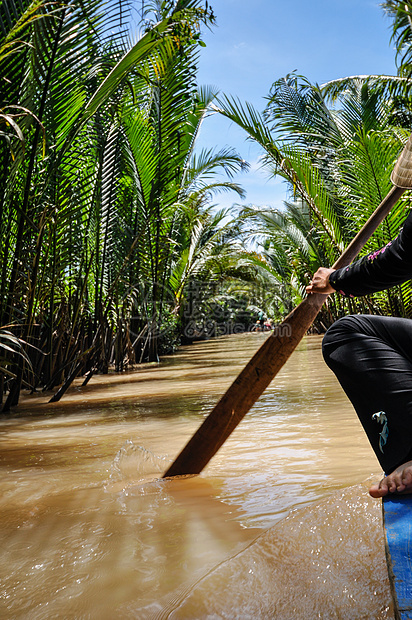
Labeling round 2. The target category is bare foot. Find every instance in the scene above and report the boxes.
[369,460,412,498]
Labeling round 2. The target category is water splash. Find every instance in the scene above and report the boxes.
[109,440,166,484]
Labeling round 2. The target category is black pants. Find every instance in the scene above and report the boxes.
[322,314,412,474]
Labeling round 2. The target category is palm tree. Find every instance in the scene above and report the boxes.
[382,1,412,77]
[0,0,219,407]
[0,0,259,408]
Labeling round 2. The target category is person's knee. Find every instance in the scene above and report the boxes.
[322,323,337,366]
[322,316,357,364]
[323,316,350,345]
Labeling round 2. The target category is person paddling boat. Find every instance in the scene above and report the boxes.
[307,135,412,499]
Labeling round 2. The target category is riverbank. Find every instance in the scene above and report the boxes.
[10,332,273,416]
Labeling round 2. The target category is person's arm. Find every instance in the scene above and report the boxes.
[307,210,412,297]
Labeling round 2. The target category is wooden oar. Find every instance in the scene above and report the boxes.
[163,181,408,478]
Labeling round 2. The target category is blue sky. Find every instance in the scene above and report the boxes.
[195,0,397,211]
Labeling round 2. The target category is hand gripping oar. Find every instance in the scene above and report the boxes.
[163,136,412,479]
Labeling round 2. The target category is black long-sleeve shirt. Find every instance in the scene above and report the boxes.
[329,210,412,297]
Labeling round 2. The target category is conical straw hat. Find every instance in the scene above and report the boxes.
[391,133,412,188]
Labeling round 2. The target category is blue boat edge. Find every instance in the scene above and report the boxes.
[382,495,412,620]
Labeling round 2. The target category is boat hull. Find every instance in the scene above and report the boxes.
[383,495,412,620]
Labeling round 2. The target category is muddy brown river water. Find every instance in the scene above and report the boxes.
[0,333,394,618]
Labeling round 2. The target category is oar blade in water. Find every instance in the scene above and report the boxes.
[163,184,406,478]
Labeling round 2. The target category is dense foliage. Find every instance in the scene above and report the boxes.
[0,0,267,409]
[2,0,412,411]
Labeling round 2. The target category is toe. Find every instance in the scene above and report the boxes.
[402,470,412,486]
[369,482,388,498]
